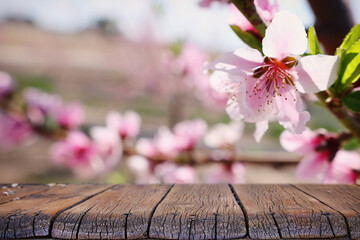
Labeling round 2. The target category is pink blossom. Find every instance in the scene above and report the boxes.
[169,44,228,107]
[127,155,158,184]
[0,113,32,147]
[90,126,122,171]
[0,72,15,100]
[136,126,179,160]
[56,102,85,129]
[204,121,243,149]
[106,110,141,139]
[51,131,98,168]
[203,162,246,183]
[280,128,360,183]
[173,118,207,151]
[206,11,339,141]
[154,162,197,184]
[23,88,62,125]
[198,0,228,8]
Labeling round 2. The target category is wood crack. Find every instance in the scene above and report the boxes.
[270,211,283,239]
[75,204,96,239]
[146,184,174,238]
[48,184,115,238]
[228,184,249,238]
[291,184,351,239]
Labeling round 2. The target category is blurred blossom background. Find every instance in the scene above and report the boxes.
[0,0,359,184]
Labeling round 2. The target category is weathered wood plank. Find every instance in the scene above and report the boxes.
[149,184,246,240]
[232,184,347,239]
[0,184,50,205]
[294,184,360,238]
[0,184,112,239]
[51,184,171,239]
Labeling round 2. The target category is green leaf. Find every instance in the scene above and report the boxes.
[343,91,360,113]
[339,40,360,85]
[342,137,360,150]
[230,25,263,54]
[336,24,360,56]
[308,26,323,55]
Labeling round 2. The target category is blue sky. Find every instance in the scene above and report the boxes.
[0,0,359,52]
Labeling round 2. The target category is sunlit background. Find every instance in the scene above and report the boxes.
[0,0,359,183]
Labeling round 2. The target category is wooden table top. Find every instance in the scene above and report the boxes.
[0,184,359,239]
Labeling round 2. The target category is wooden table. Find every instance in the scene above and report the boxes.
[0,184,359,239]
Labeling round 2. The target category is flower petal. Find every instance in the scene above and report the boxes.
[204,48,263,76]
[209,71,241,94]
[296,153,329,181]
[275,90,310,134]
[254,120,268,142]
[262,11,307,59]
[280,128,317,154]
[332,150,360,170]
[324,161,358,184]
[295,55,340,93]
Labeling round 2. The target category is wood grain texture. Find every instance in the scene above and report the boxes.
[51,184,171,239]
[232,184,347,239]
[0,184,50,205]
[149,184,246,240]
[0,184,112,239]
[294,184,360,238]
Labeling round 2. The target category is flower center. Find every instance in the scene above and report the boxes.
[251,56,297,96]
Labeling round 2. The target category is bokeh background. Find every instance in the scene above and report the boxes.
[0,0,359,183]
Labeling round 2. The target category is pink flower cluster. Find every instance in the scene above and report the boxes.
[136,119,207,160]
[281,128,360,183]
[24,88,85,129]
[50,111,141,179]
[127,155,245,184]
[0,113,32,147]
[129,119,246,184]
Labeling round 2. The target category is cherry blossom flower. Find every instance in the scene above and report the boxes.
[56,102,85,129]
[280,128,360,183]
[173,118,207,151]
[204,121,243,149]
[106,110,141,140]
[127,155,158,184]
[154,162,198,184]
[206,11,339,141]
[0,72,15,100]
[50,131,101,178]
[137,119,207,160]
[0,113,33,147]
[23,88,62,126]
[136,126,179,160]
[203,162,246,183]
[90,126,122,171]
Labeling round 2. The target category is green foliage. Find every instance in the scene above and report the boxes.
[335,24,360,56]
[343,91,360,113]
[169,40,184,56]
[16,75,54,92]
[332,25,360,95]
[339,40,360,86]
[230,25,263,54]
[308,26,323,55]
[342,137,360,151]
